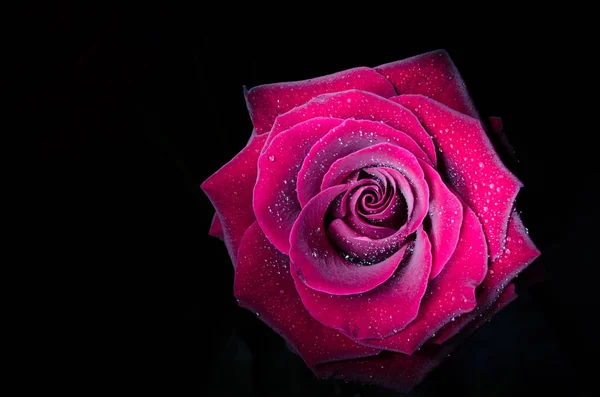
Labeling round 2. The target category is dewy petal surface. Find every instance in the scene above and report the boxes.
[313,282,518,393]
[393,94,522,261]
[375,49,478,118]
[234,222,380,366]
[200,134,267,266]
[289,185,406,295]
[293,227,432,340]
[245,68,395,134]
[254,117,344,254]
[360,204,487,354]
[433,210,540,344]
[297,118,430,207]
[267,90,436,164]
[320,143,430,238]
[419,160,463,279]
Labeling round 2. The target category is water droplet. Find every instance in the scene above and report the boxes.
[279,289,285,295]
[451,317,456,321]
[241,173,246,178]
[268,155,276,162]
[478,162,484,168]
[451,296,456,301]
[311,251,318,257]
[489,269,495,274]
[233,191,239,196]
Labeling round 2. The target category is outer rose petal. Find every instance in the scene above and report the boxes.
[200,134,267,266]
[254,117,344,254]
[208,213,224,241]
[360,204,487,354]
[433,210,540,344]
[393,94,523,261]
[289,185,407,295]
[234,222,380,366]
[375,49,478,118]
[266,90,437,164]
[293,227,432,340]
[245,68,395,134]
[313,283,518,393]
[419,160,463,279]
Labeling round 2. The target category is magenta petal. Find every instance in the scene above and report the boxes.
[420,160,463,279]
[361,204,487,354]
[245,68,395,134]
[327,219,399,261]
[293,227,432,340]
[433,210,540,344]
[234,222,380,366]
[289,185,405,295]
[375,49,478,118]
[208,213,224,241]
[393,94,523,261]
[254,117,344,254]
[313,284,518,392]
[267,90,436,164]
[200,134,267,266]
[320,143,430,237]
[297,118,431,207]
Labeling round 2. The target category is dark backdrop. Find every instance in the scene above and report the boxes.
[26,6,596,396]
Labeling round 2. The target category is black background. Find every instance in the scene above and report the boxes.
[25,6,597,396]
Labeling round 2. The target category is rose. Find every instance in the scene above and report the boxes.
[201,50,540,392]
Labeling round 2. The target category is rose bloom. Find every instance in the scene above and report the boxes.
[201,50,540,392]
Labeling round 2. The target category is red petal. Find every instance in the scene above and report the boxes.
[433,210,540,343]
[420,160,463,279]
[375,49,478,118]
[361,204,487,354]
[393,94,523,261]
[208,213,224,241]
[289,185,407,295]
[293,227,432,340]
[200,134,267,266]
[312,283,518,392]
[234,222,380,366]
[245,68,395,134]
[254,117,344,254]
[267,90,436,164]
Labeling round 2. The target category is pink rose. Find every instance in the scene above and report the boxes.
[201,49,540,392]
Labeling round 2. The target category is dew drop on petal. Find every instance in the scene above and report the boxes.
[268,155,276,162]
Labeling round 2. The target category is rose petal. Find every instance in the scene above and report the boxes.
[320,143,429,238]
[267,90,436,164]
[312,283,518,393]
[296,119,431,207]
[375,49,478,118]
[360,204,487,354]
[200,134,267,266]
[433,210,540,344]
[208,213,224,241]
[254,117,344,254]
[327,219,398,262]
[362,167,413,225]
[234,222,380,366]
[289,185,406,295]
[393,94,523,261]
[293,227,432,340]
[419,160,463,279]
[245,68,395,134]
